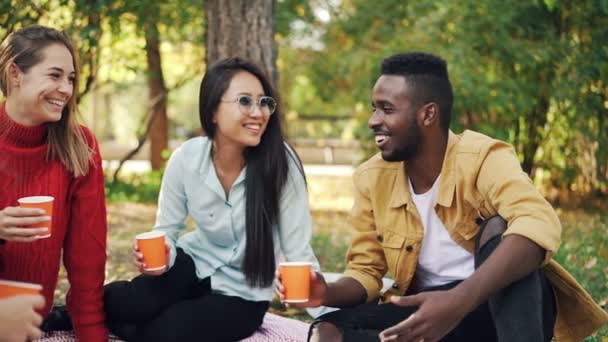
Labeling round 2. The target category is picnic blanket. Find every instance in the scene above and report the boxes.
[36,312,310,342]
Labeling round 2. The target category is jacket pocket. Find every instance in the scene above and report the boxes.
[456,210,481,240]
[457,222,479,240]
[380,231,406,278]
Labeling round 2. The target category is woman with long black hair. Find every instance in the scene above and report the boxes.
[103,57,319,341]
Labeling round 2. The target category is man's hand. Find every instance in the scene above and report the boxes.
[274,270,328,308]
[379,290,470,342]
[0,295,45,342]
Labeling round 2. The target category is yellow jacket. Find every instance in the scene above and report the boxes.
[343,130,608,341]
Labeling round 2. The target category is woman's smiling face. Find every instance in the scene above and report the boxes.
[213,71,271,150]
[8,43,75,126]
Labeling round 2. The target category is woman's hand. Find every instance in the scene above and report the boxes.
[132,242,170,276]
[0,206,50,242]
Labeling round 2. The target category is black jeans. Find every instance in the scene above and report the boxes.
[104,248,269,342]
[310,216,556,342]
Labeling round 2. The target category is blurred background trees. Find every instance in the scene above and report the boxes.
[1,0,607,200]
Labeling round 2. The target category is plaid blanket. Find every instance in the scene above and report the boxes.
[36,313,310,341]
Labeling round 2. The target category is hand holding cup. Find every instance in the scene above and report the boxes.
[133,231,169,276]
[0,203,51,242]
[0,294,45,342]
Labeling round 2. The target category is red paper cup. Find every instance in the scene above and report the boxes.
[279,262,312,303]
[18,196,54,238]
[136,231,167,271]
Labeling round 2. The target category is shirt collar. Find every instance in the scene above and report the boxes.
[436,130,458,208]
[389,130,458,208]
[199,138,247,200]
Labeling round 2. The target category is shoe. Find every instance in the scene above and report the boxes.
[41,305,73,332]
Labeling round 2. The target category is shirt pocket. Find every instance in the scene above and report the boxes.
[456,210,481,240]
[187,201,214,228]
[188,202,235,247]
[379,231,407,277]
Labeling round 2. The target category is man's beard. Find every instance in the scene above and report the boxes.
[381,124,422,162]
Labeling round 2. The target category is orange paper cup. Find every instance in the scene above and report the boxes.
[279,262,312,303]
[136,231,167,271]
[0,280,43,299]
[18,196,54,238]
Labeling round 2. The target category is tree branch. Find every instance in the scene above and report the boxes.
[110,76,194,182]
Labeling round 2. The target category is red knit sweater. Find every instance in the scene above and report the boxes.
[0,103,108,341]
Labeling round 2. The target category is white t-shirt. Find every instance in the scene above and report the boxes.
[409,175,475,288]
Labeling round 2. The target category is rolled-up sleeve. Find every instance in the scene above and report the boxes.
[476,141,561,264]
[343,170,388,303]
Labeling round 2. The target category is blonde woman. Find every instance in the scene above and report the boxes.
[0,25,108,341]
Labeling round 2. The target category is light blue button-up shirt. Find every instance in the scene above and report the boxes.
[153,137,320,302]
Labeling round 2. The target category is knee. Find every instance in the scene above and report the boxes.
[477,215,507,251]
[103,281,126,318]
[104,281,143,322]
[309,322,343,342]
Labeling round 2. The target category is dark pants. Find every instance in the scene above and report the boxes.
[310,216,557,342]
[104,249,269,342]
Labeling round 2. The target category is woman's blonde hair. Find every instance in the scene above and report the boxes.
[0,25,92,177]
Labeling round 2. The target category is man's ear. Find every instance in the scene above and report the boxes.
[421,103,440,127]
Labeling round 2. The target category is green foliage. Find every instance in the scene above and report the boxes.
[278,0,608,195]
[3,0,606,196]
[105,171,163,204]
[0,0,52,41]
[276,0,316,37]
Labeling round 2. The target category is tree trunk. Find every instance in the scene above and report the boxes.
[145,19,168,170]
[597,97,607,193]
[521,96,549,176]
[205,0,277,85]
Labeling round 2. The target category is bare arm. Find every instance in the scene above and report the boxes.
[323,277,368,308]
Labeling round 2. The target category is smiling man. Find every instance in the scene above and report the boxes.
[297,52,607,342]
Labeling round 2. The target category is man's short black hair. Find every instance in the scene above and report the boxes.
[381,52,453,131]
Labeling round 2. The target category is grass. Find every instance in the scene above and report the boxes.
[53,172,607,339]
